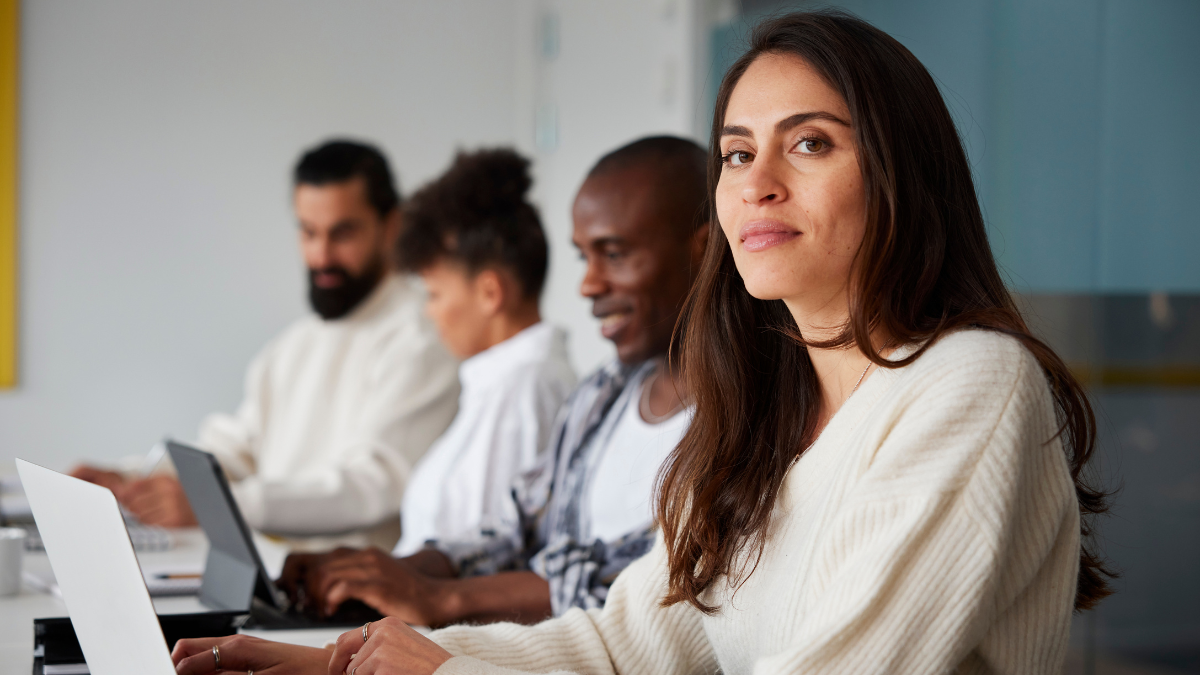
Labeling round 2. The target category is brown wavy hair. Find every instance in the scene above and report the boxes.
[656,10,1112,614]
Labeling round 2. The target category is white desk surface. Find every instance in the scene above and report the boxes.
[0,527,347,675]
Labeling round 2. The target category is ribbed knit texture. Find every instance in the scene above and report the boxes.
[429,330,1080,675]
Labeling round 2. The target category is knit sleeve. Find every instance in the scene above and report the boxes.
[229,315,461,534]
[431,539,715,675]
[753,337,1079,674]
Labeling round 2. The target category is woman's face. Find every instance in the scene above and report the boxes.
[715,53,866,323]
[420,259,494,359]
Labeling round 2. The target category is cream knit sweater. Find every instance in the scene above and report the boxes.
[429,330,1080,675]
[197,274,460,546]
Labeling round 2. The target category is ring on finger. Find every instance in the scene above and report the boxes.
[212,645,222,669]
[362,621,371,643]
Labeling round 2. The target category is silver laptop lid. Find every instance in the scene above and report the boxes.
[17,459,175,675]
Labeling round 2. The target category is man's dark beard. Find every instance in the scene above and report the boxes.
[307,258,385,320]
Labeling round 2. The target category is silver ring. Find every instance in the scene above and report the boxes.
[362,621,371,642]
[212,645,221,669]
[352,668,358,675]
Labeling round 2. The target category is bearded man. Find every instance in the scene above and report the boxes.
[72,140,460,548]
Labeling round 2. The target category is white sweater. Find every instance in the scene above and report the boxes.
[429,330,1080,675]
[394,322,577,556]
[196,274,460,546]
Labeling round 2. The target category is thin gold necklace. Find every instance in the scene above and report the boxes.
[848,359,872,398]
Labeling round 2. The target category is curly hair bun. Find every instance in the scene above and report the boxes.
[398,147,547,300]
[435,148,532,217]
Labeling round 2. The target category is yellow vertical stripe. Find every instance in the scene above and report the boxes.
[0,0,16,388]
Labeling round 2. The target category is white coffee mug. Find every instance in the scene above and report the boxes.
[0,527,26,596]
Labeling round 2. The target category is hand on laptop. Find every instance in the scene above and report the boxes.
[280,546,554,628]
[328,617,452,675]
[173,619,452,675]
[280,547,446,625]
[172,634,329,675]
[114,475,198,527]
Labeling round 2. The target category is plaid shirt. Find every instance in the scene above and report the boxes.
[431,359,665,615]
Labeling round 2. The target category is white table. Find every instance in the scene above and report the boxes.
[0,527,347,675]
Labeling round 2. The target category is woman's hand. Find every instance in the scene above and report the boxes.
[172,634,331,675]
[327,618,452,675]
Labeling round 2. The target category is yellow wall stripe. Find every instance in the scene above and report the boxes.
[0,0,16,388]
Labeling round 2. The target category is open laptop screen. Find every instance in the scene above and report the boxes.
[166,441,281,612]
[17,459,176,675]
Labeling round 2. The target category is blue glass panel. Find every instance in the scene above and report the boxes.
[1097,0,1200,291]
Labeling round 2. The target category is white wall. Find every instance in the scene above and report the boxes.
[522,0,709,378]
[0,0,709,472]
[0,0,522,470]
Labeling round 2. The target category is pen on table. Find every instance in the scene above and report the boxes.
[153,573,202,579]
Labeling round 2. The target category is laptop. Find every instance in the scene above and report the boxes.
[17,459,201,675]
[166,440,383,629]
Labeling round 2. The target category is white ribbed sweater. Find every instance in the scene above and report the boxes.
[429,330,1080,675]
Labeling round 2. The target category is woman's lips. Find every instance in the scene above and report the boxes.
[739,220,800,252]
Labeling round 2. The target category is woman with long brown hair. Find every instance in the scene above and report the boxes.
[173,10,1110,675]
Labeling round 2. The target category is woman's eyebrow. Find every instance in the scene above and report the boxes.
[721,111,851,140]
[720,124,753,139]
[776,111,850,132]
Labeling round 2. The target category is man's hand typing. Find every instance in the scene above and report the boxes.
[280,547,450,626]
[277,546,553,627]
